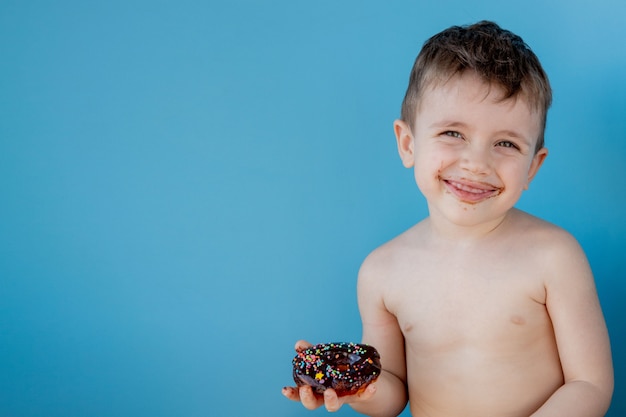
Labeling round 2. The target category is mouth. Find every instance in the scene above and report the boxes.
[442,178,503,204]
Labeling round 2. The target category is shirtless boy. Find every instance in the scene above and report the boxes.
[283,21,614,417]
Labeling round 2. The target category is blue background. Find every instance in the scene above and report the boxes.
[1,1,624,416]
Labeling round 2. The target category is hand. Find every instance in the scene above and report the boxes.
[282,340,378,412]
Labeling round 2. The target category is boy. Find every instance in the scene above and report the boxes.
[282,21,613,416]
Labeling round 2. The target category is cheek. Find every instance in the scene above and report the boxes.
[419,148,455,177]
[500,161,533,187]
[413,155,446,193]
[412,142,464,187]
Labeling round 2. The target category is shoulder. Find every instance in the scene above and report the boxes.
[509,209,582,251]
[507,210,577,245]
[356,225,426,335]
[357,222,425,291]
[509,210,591,281]
[359,222,425,276]
[357,241,395,294]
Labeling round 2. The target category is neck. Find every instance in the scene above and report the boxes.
[425,208,516,245]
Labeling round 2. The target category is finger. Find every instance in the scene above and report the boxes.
[294,340,313,352]
[299,385,324,410]
[323,388,342,412]
[357,383,377,401]
[335,383,377,406]
[281,386,300,401]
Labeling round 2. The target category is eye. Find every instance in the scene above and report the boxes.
[443,131,463,139]
[496,140,520,150]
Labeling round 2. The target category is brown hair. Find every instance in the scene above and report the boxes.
[400,21,552,152]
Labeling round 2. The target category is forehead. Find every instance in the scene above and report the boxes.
[416,72,541,137]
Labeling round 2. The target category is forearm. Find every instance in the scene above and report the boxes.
[530,380,613,417]
[349,370,408,417]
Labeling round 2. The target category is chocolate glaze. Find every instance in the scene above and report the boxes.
[292,342,381,397]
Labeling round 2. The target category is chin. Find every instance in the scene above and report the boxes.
[433,199,513,228]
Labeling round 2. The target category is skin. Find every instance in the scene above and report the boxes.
[283,71,613,416]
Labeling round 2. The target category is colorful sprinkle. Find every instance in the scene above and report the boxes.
[292,342,381,397]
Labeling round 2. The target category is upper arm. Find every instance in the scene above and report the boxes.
[357,250,407,384]
[543,232,613,395]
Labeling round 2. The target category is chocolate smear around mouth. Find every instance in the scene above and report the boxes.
[442,178,503,204]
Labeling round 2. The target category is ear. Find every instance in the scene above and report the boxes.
[394,119,415,168]
[525,147,548,189]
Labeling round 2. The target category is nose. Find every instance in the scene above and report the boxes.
[459,145,491,175]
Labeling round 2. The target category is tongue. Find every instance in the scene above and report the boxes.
[446,180,498,203]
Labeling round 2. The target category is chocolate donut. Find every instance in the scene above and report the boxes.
[292,342,381,397]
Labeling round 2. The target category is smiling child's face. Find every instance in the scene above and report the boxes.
[395,71,548,229]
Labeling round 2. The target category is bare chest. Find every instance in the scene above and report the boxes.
[386,251,550,351]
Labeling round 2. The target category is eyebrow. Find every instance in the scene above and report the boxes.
[429,120,467,130]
